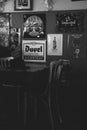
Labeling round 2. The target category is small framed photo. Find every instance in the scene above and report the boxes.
[22,40,46,62]
[14,0,32,10]
[47,34,63,56]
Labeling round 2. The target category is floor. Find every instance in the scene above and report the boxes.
[0,81,84,130]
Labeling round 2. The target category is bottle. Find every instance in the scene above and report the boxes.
[53,36,57,50]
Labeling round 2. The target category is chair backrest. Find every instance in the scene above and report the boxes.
[0,57,14,70]
[49,59,71,86]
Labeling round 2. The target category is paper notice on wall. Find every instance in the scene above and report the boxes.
[47,34,63,56]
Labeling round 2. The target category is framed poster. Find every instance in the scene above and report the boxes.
[47,34,63,56]
[56,12,83,33]
[0,13,10,47]
[23,13,46,39]
[14,0,32,10]
[67,34,83,59]
[22,40,46,62]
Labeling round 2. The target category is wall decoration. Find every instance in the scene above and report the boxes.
[47,34,63,56]
[9,28,21,58]
[67,34,84,59]
[56,12,83,33]
[0,13,10,47]
[9,28,21,50]
[23,14,46,39]
[44,0,54,10]
[22,40,46,62]
[14,0,32,10]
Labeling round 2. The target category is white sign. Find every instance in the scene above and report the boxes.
[47,34,63,56]
[22,40,46,62]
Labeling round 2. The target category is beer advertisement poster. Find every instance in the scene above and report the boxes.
[22,40,46,62]
[47,34,63,56]
[23,14,46,39]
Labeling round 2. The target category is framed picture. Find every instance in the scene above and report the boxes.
[14,0,32,10]
[22,40,46,62]
[23,13,46,39]
[67,34,83,59]
[56,12,83,33]
[47,34,63,56]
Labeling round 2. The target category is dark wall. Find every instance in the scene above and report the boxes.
[10,10,87,65]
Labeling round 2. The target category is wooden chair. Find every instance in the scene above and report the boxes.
[0,56,14,70]
[48,59,71,129]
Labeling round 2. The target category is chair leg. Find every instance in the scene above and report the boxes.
[48,95,55,130]
[34,98,38,120]
[24,91,27,128]
[17,88,21,128]
[39,95,54,130]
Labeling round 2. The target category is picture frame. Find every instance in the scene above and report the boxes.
[47,34,63,56]
[14,0,32,10]
[56,12,83,33]
[22,40,46,62]
[67,34,83,58]
[23,13,46,39]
